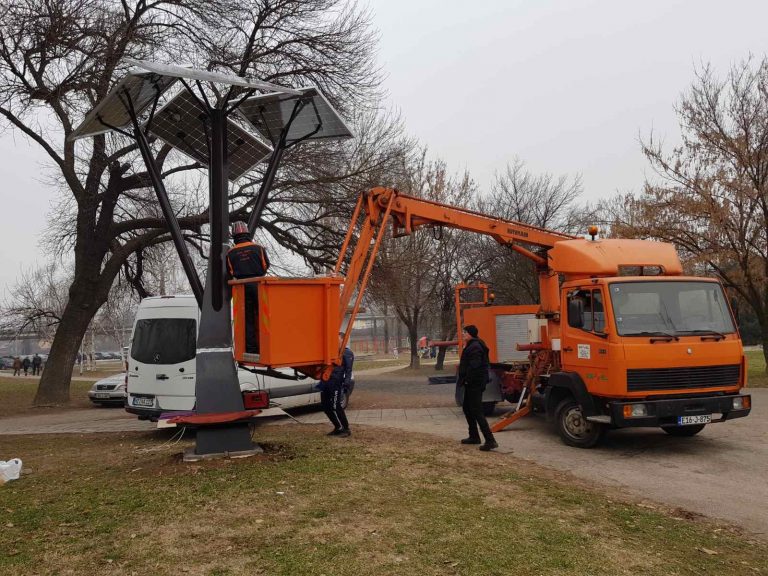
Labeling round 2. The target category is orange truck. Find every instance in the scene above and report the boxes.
[232,187,752,447]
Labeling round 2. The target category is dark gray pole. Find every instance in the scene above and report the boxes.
[247,145,284,235]
[129,122,204,307]
[193,107,255,456]
[209,108,228,312]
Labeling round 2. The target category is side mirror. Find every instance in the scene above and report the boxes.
[568,299,584,329]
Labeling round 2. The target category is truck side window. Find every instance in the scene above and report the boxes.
[582,291,594,331]
[568,289,605,334]
[593,290,605,333]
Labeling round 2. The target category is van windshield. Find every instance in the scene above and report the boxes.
[609,281,736,336]
[131,319,196,364]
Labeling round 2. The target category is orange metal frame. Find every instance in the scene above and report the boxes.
[234,187,574,380]
[454,282,492,355]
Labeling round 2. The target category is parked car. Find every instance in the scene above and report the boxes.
[88,373,127,406]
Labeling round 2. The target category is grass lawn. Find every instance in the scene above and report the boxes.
[1,427,765,576]
[0,378,93,418]
[745,350,768,388]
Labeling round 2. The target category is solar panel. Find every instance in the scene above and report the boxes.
[125,59,302,96]
[238,87,354,145]
[148,90,273,181]
[69,72,178,141]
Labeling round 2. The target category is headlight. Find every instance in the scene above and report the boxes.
[622,404,647,418]
[115,384,126,392]
[732,397,750,410]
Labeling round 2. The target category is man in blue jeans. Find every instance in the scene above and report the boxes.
[319,333,354,437]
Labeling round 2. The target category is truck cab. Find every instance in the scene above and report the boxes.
[545,272,751,446]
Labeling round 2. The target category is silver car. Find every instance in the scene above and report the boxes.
[88,373,127,406]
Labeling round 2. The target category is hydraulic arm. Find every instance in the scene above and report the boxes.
[335,187,576,350]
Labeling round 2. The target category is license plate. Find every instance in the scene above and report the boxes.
[132,397,154,407]
[678,414,711,426]
[95,393,110,399]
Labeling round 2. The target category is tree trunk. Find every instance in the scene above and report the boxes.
[435,346,447,371]
[408,324,420,369]
[383,306,390,355]
[33,274,110,405]
[33,300,94,405]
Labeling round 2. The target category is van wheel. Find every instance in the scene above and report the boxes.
[555,398,604,448]
[661,424,705,437]
[482,401,497,416]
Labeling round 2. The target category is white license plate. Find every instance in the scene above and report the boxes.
[678,414,711,426]
[132,397,154,407]
[95,393,110,399]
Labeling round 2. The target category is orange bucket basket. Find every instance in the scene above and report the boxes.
[231,276,343,369]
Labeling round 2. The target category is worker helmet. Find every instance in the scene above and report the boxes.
[231,221,249,236]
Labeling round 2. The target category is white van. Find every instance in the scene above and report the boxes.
[125,295,352,421]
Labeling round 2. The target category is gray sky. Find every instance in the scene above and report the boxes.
[2,0,768,295]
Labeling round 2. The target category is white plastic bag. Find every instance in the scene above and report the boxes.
[0,458,22,484]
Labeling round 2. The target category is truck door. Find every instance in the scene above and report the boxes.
[561,287,612,395]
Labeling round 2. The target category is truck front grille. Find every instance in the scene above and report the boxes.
[626,364,740,392]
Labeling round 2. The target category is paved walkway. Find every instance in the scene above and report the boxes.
[1,390,766,536]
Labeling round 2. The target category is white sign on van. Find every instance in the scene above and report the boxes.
[577,344,591,360]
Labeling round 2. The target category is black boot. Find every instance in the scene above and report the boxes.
[461,437,481,445]
[327,428,343,436]
[338,429,351,438]
[479,438,498,451]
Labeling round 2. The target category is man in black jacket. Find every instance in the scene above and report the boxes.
[457,325,498,451]
[319,332,355,438]
[226,221,270,354]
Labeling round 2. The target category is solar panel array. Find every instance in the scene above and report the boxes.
[69,72,178,141]
[148,90,273,181]
[125,59,302,96]
[238,87,354,145]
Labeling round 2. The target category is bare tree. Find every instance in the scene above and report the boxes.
[367,151,476,368]
[0,0,397,404]
[1,266,70,343]
[472,159,585,304]
[614,58,768,368]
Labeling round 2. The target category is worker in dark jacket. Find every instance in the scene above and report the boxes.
[226,221,270,354]
[457,325,498,451]
[319,332,354,437]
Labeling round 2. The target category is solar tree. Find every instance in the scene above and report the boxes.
[70,60,353,459]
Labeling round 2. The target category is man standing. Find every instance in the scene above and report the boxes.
[21,356,31,376]
[12,356,21,376]
[226,221,270,355]
[32,354,42,376]
[457,325,498,451]
[320,332,354,437]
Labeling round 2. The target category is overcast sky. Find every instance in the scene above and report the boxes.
[2,0,768,295]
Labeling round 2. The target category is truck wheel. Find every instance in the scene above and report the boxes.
[482,401,497,416]
[661,424,705,437]
[555,398,604,448]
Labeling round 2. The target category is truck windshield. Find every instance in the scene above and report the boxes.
[609,281,736,337]
[131,318,197,364]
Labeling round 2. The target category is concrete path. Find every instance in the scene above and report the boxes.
[1,389,765,536]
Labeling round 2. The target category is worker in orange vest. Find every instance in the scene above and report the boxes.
[226,221,270,354]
